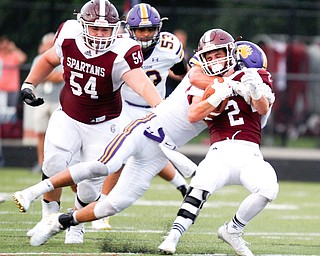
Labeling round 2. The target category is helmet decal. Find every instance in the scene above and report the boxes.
[235,41,268,69]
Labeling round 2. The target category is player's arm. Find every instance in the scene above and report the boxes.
[122,68,163,108]
[188,65,215,90]
[251,96,269,115]
[241,69,271,115]
[21,46,61,106]
[188,95,215,123]
[24,47,60,86]
[45,66,63,84]
[168,58,189,81]
[188,78,233,123]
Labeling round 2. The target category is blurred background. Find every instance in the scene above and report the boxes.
[0,0,319,169]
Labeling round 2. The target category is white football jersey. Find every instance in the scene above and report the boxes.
[153,74,207,148]
[121,31,185,106]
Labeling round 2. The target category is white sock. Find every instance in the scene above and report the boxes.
[26,179,54,202]
[41,199,60,218]
[170,170,187,188]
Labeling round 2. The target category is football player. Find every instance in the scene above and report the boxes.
[18,0,162,245]
[158,30,278,256]
[92,3,192,230]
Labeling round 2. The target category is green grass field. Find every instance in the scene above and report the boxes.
[0,168,319,255]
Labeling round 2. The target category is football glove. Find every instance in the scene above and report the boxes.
[230,80,250,104]
[241,69,263,100]
[21,82,44,107]
[206,78,233,107]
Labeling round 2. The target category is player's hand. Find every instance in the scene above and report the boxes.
[230,81,250,104]
[21,83,44,107]
[241,69,262,100]
[207,78,233,107]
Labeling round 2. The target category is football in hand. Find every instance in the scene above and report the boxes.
[202,76,229,118]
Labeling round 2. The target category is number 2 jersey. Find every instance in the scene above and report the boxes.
[54,20,143,124]
[206,68,274,145]
[121,31,185,106]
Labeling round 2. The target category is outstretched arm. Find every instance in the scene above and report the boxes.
[122,68,163,108]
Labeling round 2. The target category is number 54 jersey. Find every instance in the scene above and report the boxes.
[121,31,185,107]
[54,20,144,124]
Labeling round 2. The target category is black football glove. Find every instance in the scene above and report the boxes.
[21,83,44,107]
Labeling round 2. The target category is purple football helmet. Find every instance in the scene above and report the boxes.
[235,41,268,69]
[125,3,165,51]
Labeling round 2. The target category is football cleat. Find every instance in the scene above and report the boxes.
[13,191,32,213]
[30,213,65,246]
[158,233,180,255]
[218,223,253,256]
[26,219,46,237]
[65,223,85,244]
[91,216,112,230]
[27,200,61,237]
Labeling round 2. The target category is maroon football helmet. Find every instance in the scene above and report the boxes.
[77,0,121,51]
[197,29,236,76]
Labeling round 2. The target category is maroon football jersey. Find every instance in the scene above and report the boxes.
[55,20,143,124]
[206,69,273,145]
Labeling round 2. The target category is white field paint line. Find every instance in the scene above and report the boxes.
[1,227,320,238]
[0,200,299,213]
[0,254,135,255]
[0,254,319,256]
[279,215,320,220]
[129,199,299,210]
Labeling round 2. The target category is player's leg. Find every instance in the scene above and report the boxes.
[31,103,48,173]
[158,149,228,254]
[220,158,279,240]
[29,140,168,246]
[217,144,278,256]
[91,168,123,230]
[160,144,197,178]
[25,109,80,237]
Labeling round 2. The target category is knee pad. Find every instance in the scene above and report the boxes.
[258,182,279,202]
[177,187,210,223]
[69,161,108,184]
[76,179,101,206]
[43,153,69,177]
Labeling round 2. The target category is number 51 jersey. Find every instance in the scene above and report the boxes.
[121,31,185,106]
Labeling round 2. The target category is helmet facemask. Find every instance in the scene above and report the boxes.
[77,0,121,52]
[197,42,236,76]
[129,24,161,51]
[79,17,121,51]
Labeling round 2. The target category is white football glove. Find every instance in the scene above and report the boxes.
[206,78,233,107]
[241,69,262,100]
[230,80,250,104]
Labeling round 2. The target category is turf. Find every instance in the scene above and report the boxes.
[0,168,319,255]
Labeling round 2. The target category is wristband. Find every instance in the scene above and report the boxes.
[21,82,35,91]
[206,94,221,108]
